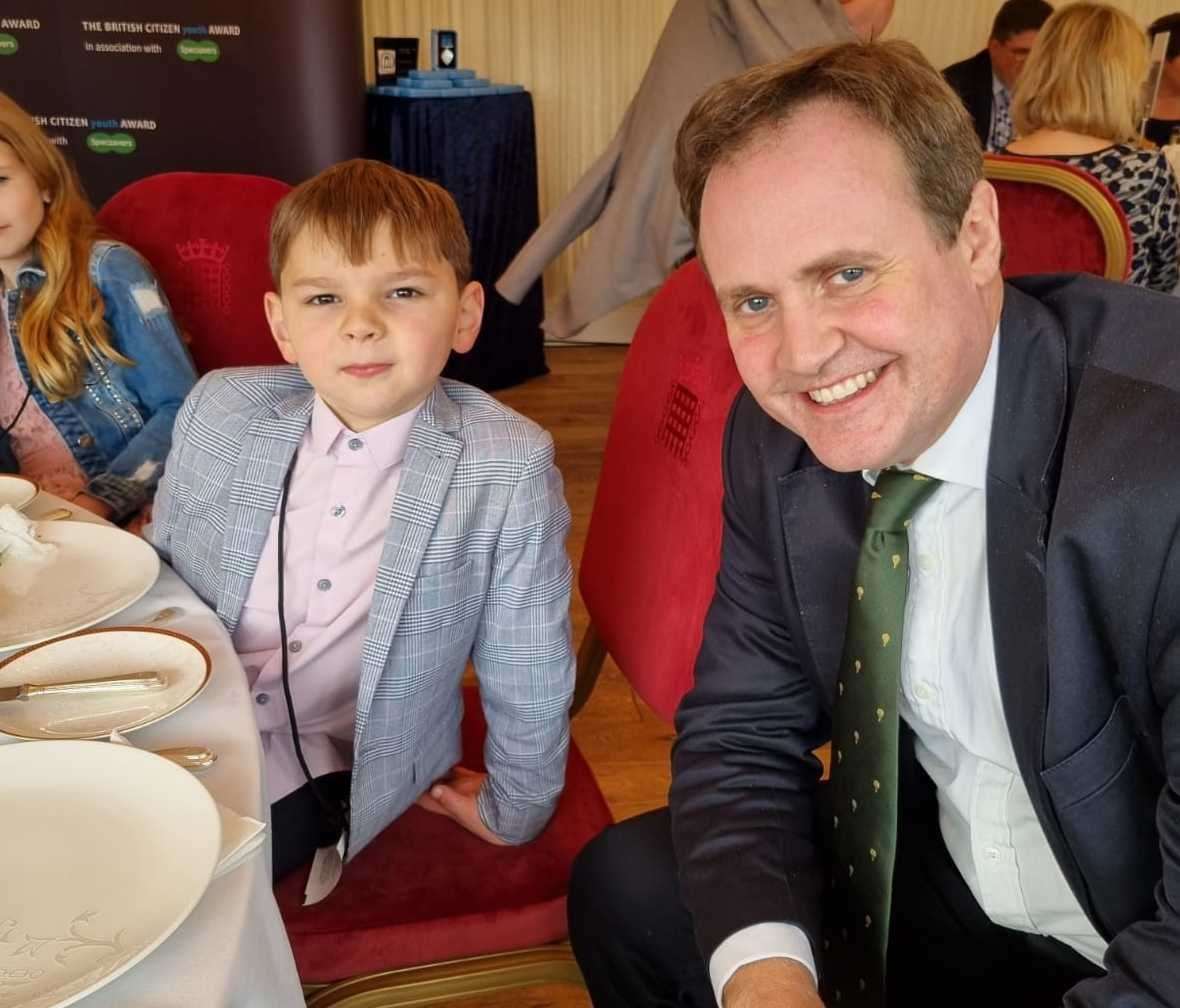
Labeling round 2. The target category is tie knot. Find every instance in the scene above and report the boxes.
[866,469,941,532]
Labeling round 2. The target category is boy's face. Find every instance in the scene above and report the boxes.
[264,227,483,432]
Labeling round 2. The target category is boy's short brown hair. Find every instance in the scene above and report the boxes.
[269,159,471,287]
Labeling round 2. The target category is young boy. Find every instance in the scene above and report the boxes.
[152,160,575,883]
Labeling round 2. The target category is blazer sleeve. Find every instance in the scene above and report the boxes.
[1064,529,1180,1005]
[149,372,213,566]
[670,393,829,963]
[473,430,576,845]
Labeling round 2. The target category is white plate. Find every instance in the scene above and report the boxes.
[0,473,37,511]
[0,627,211,740]
[0,739,221,1008]
[0,522,159,651]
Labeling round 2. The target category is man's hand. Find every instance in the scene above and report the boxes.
[415,765,509,846]
[723,958,824,1008]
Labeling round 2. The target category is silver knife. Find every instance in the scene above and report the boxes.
[0,671,166,702]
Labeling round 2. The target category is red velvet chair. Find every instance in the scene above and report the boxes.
[983,153,1132,281]
[96,172,291,373]
[278,259,733,1007]
[574,257,741,720]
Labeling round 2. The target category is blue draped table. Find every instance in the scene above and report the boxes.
[366,90,547,391]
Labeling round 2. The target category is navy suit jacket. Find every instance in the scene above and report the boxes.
[670,274,1180,1004]
[944,48,994,147]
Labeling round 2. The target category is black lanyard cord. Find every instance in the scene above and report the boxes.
[3,386,32,435]
[277,447,350,849]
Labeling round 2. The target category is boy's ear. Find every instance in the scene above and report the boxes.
[451,281,484,355]
[264,291,298,365]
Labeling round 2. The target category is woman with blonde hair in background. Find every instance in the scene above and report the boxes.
[1002,1,1180,292]
[0,92,195,526]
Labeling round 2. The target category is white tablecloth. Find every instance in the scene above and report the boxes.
[1,494,305,1008]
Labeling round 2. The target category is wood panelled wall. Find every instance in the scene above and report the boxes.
[362,0,1180,313]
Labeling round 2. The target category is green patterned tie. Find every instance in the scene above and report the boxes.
[823,468,941,1006]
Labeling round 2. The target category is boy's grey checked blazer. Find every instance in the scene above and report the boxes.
[152,366,575,854]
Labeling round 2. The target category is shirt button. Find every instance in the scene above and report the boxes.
[347,438,363,451]
[918,555,935,574]
[288,640,302,653]
[316,578,332,591]
[984,846,1000,861]
[255,692,271,706]
[914,681,935,702]
[331,505,346,518]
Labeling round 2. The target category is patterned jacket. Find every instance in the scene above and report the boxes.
[152,366,574,853]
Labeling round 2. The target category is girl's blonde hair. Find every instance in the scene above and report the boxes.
[0,92,129,400]
[1011,2,1149,144]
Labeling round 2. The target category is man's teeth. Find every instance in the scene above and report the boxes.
[807,369,878,404]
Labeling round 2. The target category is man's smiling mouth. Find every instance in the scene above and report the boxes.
[807,368,880,405]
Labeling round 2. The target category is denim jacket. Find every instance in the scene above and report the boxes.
[4,241,197,522]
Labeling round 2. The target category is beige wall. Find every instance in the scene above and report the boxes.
[363,0,1180,312]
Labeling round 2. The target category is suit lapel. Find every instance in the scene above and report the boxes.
[778,453,870,707]
[217,383,312,630]
[985,284,1081,886]
[354,384,463,734]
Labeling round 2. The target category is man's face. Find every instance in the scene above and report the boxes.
[265,227,483,431]
[988,29,1040,90]
[697,102,1002,473]
[839,0,896,41]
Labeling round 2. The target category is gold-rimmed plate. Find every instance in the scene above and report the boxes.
[0,521,159,651]
[0,627,211,740]
[0,473,38,511]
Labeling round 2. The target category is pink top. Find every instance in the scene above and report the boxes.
[233,396,420,803]
[0,297,89,501]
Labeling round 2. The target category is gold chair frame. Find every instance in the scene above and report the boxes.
[982,155,1131,282]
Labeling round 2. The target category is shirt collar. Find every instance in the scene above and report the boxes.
[309,395,420,470]
[863,322,999,491]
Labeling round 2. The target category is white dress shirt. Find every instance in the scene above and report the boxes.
[710,328,1107,1003]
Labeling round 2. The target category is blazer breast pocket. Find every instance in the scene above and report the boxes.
[398,559,483,648]
[1040,695,1162,935]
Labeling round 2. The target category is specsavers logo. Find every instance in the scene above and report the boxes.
[177,38,219,62]
[86,132,136,155]
[0,33,17,55]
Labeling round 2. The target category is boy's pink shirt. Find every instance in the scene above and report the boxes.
[233,394,420,804]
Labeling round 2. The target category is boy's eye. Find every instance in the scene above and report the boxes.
[388,287,422,299]
[305,294,338,306]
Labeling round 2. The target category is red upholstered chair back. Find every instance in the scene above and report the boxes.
[97,172,291,373]
[983,154,1132,281]
[578,259,741,721]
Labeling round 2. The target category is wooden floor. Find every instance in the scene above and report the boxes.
[458,345,672,1008]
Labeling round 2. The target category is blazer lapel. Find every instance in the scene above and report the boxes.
[354,384,463,734]
[778,453,870,708]
[985,284,1080,888]
[217,385,312,631]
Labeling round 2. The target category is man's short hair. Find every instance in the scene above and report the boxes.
[269,159,471,287]
[1149,12,1180,63]
[674,40,983,250]
[992,0,1055,43]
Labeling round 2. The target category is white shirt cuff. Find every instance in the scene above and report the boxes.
[708,922,818,1006]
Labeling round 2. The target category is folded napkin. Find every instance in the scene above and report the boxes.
[0,503,57,596]
[107,729,267,878]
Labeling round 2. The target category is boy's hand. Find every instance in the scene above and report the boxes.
[416,765,509,846]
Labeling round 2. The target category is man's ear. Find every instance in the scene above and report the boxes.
[958,179,1003,285]
[264,291,297,364]
[451,281,485,354]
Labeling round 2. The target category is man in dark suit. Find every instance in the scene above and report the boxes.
[567,38,1180,1008]
[944,0,1053,150]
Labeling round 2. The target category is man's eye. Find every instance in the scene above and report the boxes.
[832,267,865,286]
[738,294,771,315]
